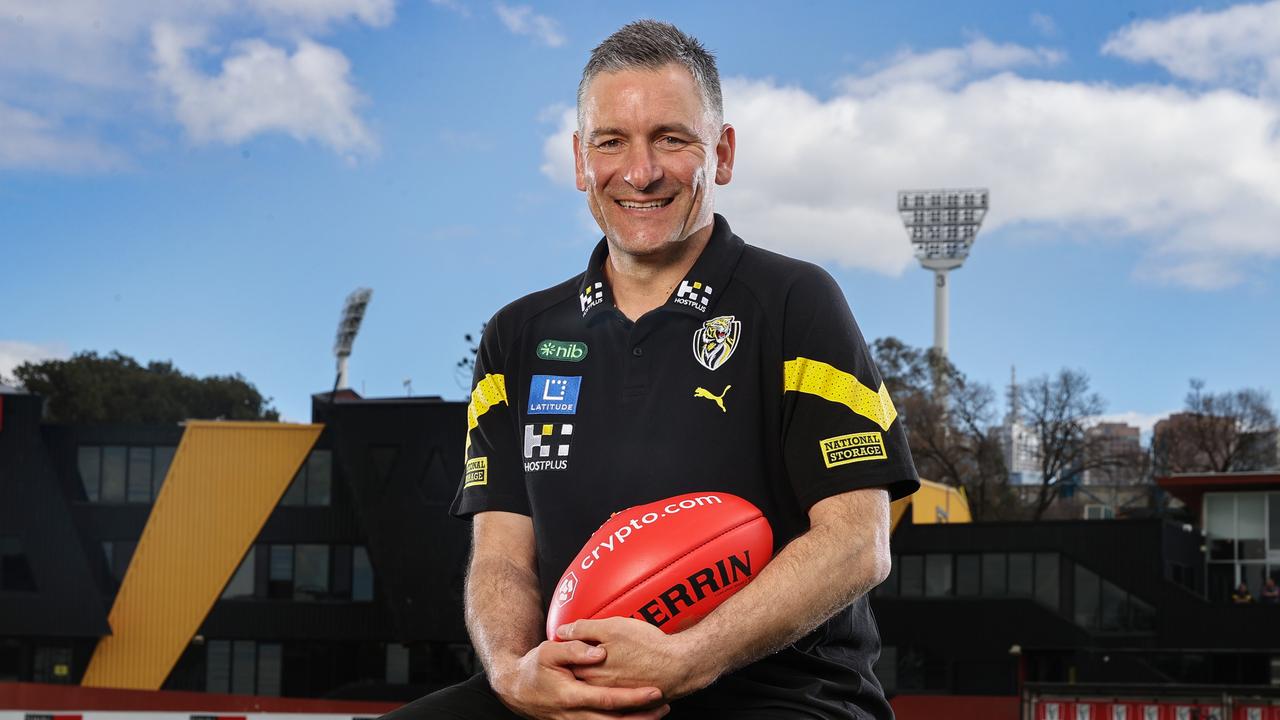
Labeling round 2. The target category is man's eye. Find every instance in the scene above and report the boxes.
[594,139,624,152]
[658,136,688,148]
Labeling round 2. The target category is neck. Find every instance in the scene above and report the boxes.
[604,222,713,321]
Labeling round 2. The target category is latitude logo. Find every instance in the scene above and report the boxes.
[537,339,588,362]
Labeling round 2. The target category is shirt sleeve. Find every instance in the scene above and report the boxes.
[450,317,530,519]
[780,265,919,510]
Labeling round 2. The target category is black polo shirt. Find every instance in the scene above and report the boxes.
[451,214,918,719]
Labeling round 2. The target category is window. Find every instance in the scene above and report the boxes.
[33,646,72,684]
[206,640,282,696]
[982,553,1007,596]
[899,555,924,597]
[101,446,127,502]
[269,545,294,599]
[1035,553,1060,610]
[281,450,333,507]
[956,555,980,596]
[1238,495,1266,560]
[0,537,37,592]
[1100,578,1127,631]
[1009,553,1034,596]
[924,554,952,597]
[386,643,410,685]
[222,550,255,599]
[101,541,136,587]
[77,445,175,504]
[353,546,374,601]
[127,447,152,504]
[294,545,329,600]
[1074,565,1100,628]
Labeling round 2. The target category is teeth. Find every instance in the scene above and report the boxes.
[618,199,670,209]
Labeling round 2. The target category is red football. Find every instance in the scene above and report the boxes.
[546,492,773,639]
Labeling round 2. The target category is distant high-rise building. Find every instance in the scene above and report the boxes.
[1083,422,1142,485]
[996,367,1042,486]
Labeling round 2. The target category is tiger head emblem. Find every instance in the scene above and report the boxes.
[692,315,741,371]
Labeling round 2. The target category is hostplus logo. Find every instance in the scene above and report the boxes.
[580,282,604,315]
[523,423,573,472]
[673,279,712,313]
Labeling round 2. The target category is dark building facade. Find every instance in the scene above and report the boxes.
[3,384,1278,707]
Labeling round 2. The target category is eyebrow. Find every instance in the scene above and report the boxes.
[587,124,700,142]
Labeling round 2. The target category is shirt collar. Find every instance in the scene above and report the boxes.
[578,214,745,324]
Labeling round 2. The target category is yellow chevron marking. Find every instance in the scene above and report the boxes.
[465,373,508,453]
[783,357,898,431]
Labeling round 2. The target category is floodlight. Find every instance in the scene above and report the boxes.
[333,287,373,391]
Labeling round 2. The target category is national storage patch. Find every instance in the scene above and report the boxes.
[464,456,488,487]
[819,431,886,468]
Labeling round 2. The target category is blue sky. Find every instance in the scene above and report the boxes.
[2,0,1277,430]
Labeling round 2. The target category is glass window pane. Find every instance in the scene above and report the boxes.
[257,643,281,697]
[1205,493,1237,560]
[1009,553,1033,596]
[269,545,292,581]
[294,544,329,600]
[386,643,409,684]
[1270,494,1280,553]
[101,446,127,503]
[77,446,100,502]
[153,446,175,497]
[1239,495,1266,560]
[127,447,152,503]
[206,640,230,694]
[1074,565,1100,629]
[1100,579,1126,631]
[982,554,1007,596]
[924,554,952,597]
[900,555,924,597]
[222,550,255,599]
[956,555,980,596]
[0,537,37,592]
[231,640,255,694]
[306,450,331,506]
[353,546,374,601]
[1035,553,1060,610]
[280,468,305,507]
[1243,563,1266,599]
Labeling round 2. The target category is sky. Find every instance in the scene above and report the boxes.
[2,0,1278,430]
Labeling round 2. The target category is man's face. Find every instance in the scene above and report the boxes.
[574,64,734,258]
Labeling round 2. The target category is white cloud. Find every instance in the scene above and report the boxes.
[0,0,392,169]
[0,341,70,384]
[541,35,1280,288]
[0,102,127,171]
[1031,12,1057,37]
[152,23,376,156]
[1103,0,1280,96]
[494,3,564,48]
[840,38,1064,96]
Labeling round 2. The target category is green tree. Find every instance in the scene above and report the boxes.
[13,351,279,423]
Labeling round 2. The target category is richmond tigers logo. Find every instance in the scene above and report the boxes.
[693,315,741,371]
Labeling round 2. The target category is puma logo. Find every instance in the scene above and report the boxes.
[694,384,731,413]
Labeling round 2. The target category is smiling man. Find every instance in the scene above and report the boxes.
[381,20,918,720]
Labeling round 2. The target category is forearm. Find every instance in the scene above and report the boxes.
[463,517,544,681]
[677,489,891,689]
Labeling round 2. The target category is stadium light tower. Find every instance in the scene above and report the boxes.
[333,287,373,392]
[897,188,989,357]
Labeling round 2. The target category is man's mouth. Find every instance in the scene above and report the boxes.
[616,198,674,210]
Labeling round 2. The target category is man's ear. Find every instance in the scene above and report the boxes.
[573,132,587,192]
[715,124,736,185]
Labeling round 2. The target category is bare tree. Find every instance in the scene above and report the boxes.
[1019,369,1126,520]
[454,323,486,392]
[1154,380,1278,473]
[873,338,1016,520]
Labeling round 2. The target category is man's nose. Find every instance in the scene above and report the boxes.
[622,144,663,190]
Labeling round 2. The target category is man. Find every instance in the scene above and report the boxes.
[383,20,917,720]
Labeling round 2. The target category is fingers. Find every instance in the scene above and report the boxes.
[556,617,623,641]
[566,684,664,713]
[540,639,607,666]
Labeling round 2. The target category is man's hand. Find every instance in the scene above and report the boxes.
[556,617,705,701]
[490,638,670,719]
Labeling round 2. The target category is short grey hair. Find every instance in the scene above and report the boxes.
[577,20,722,131]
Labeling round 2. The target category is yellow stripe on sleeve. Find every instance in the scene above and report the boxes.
[783,357,898,432]
[465,373,508,452]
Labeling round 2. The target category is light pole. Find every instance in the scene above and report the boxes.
[897,188,988,357]
[333,287,373,393]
